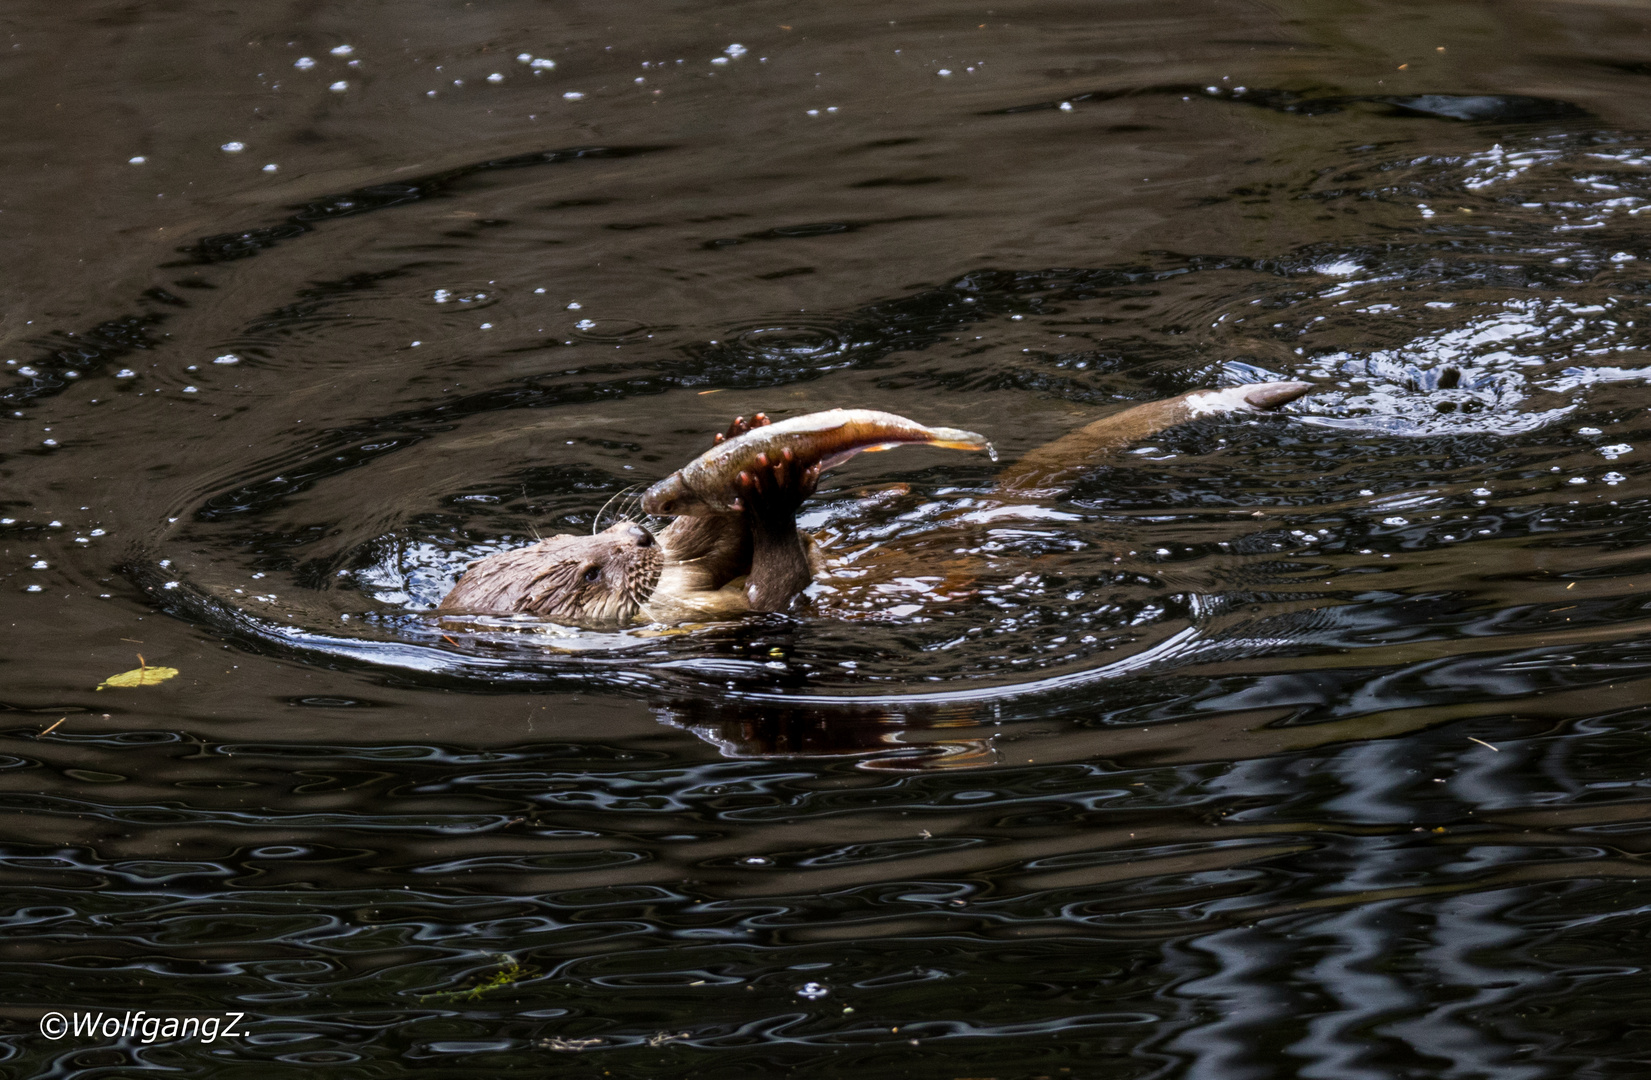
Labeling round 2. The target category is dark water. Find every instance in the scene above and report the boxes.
[8,1,1651,1075]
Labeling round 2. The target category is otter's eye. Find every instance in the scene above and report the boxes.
[582,565,602,583]
[659,500,676,515]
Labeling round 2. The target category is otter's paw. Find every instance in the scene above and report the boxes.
[712,412,771,446]
[733,446,820,524]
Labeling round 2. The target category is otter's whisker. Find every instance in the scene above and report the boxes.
[594,483,645,535]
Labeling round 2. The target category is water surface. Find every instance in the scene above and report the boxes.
[6,1,1651,1075]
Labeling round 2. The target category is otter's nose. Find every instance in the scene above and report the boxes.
[625,523,654,548]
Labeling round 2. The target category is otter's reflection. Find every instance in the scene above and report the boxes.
[655,698,1001,770]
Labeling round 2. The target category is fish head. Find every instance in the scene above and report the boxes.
[640,472,726,517]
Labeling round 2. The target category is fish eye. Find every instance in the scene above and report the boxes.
[582,565,602,583]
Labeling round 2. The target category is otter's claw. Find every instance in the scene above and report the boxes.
[712,412,772,446]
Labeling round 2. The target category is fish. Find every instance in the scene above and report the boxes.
[642,408,993,516]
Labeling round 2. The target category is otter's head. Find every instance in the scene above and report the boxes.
[515,521,663,627]
[440,521,664,628]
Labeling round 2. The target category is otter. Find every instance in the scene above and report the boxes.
[437,412,824,625]
[436,382,1314,627]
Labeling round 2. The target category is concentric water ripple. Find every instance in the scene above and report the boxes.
[12,8,1651,1076]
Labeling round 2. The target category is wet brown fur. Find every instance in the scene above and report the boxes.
[437,522,665,627]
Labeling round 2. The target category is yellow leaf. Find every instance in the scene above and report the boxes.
[97,665,179,690]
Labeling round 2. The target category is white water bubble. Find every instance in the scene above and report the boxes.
[294,57,316,69]
[479,323,493,330]
[115,369,136,378]
[31,560,47,569]
[531,58,556,69]
[725,43,747,58]
[262,163,278,172]
[90,529,105,536]
[566,301,582,310]
[433,289,452,303]
[1600,443,1633,459]
[1059,101,1073,111]
[221,141,245,153]
[563,91,585,100]
[517,53,532,63]
[330,44,354,56]
[182,386,198,393]
[711,57,729,65]
[1578,427,1603,435]
[575,319,596,330]
[1613,252,1637,262]
[128,155,147,165]
[798,982,828,1000]
[1471,487,1491,497]
[487,72,503,83]
[1568,476,1587,484]
[1604,471,1627,484]
[534,287,546,294]
[24,585,41,593]
[741,856,770,866]
[330,80,348,92]
[41,439,57,447]
[937,68,952,76]
[213,354,240,364]
[1382,516,1409,526]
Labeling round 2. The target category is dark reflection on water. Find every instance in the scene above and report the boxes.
[8,0,1651,1075]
